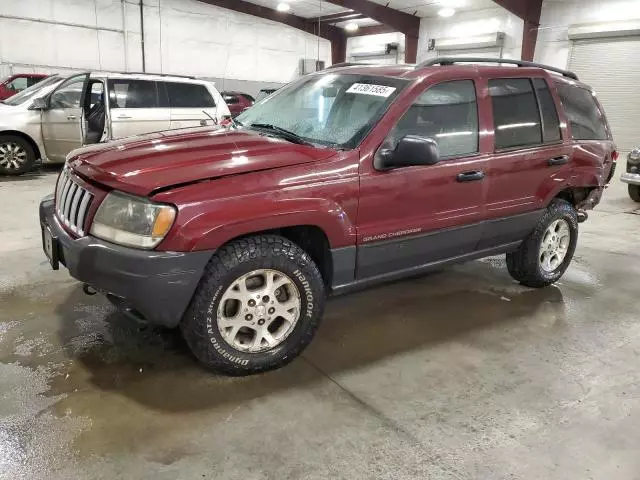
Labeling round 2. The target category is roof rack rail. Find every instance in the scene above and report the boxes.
[415,57,579,80]
[112,71,197,79]
[325,62,371,69]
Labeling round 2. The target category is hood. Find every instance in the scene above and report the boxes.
[0,104,38,127]
[70,127,337,196]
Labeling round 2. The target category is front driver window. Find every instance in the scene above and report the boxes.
[389,80,479,159]
[50,76,86,109]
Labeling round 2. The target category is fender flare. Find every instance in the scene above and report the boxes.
[189,198,357,251]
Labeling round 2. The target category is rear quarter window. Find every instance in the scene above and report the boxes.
[165,82,216,108]
[555,82,608,140]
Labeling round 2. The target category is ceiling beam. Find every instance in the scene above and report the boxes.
[345,24,396,37]
[324,0,420,38]
[492,0,543,61]
[197,0,348,63]
[197,0,342,41]
[310,11,365,24]
[492,0,541,20]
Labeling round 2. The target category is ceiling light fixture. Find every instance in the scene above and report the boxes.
[438,7,456,17]
[277,2,290,12]
[344,22,359,32]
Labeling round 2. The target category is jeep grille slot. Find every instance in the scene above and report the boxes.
[55,169,93,236]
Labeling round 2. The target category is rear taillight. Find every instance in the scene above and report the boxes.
[612,150,619,162]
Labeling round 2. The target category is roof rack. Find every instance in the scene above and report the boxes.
[325,62,371,69]
[109,71,197,79]
[415,57,579,80]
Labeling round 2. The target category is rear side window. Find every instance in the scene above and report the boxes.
[392,80,479,158]
[555,82,607,140]
[109,79,159,108]
[532,78,561,143]
[165,82,215,108]
[489,78,542,149]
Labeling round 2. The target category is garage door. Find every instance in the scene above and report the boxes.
[569,37,640,151]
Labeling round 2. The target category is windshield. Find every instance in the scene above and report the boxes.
[255,89,276,102]
[237,74,409,148]
[3,75,61,106]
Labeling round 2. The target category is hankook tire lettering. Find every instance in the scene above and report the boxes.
[293,269,314,317]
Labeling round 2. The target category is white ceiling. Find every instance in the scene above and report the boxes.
[245,0,350,18]
[334,17,381,28]
[242,0,500,34]
[242,0,499,20]
[363,0,498,17]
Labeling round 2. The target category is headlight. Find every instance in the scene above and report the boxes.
[90,191,176,249]
[628,150,640,163]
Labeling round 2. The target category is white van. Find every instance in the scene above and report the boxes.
[0,72,230,175]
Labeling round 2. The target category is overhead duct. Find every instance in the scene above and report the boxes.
[350,43,399,58]
[568,20,640,40]
[432,32,505,51]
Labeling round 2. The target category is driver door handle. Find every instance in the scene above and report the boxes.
[548,155,570,166]
[457,170,485,182]
[116,115,132,119]
[66,115,77,120]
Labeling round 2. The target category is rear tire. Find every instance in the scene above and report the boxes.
[506,199,578,288]
[181,235,325,376]
[0,135,36,175]
[629,185,640,203]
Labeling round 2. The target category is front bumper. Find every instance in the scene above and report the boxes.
[621,172,640,186]
[39,195,213,327]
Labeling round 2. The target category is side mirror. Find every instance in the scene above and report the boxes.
[375,135,440,170]
[29,97,48,110]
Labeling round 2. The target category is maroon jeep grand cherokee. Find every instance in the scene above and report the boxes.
[40,59,616,375]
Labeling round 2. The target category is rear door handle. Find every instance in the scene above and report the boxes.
[457,170,485,182]
[116,115,132,119]
[548,155,570,166]
[66,115,77,120]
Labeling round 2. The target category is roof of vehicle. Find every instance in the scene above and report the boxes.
[222,91,252,96]
[324,59,594,90]
[89,71,211,84]
[5,73,49,79]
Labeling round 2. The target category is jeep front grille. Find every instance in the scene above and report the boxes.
[55,169,94,236]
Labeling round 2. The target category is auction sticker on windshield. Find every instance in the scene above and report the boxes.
[346,83,396,97]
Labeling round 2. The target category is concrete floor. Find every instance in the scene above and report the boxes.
[1,166,640,480]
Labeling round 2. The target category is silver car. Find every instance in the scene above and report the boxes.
[0,72,230,175]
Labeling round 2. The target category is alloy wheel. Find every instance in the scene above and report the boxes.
[539,219,571,272]
[216,269,301,353]
[0,142,28,171]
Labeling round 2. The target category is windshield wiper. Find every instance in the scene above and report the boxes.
[249,123,314,146]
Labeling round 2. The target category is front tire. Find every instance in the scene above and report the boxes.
[181,235,325,376]
[506,199,578,288]
[0,135,36,175]
[629,185,640,203]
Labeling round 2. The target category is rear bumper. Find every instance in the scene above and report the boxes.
[39,195,213,327]
[621,172,640,186]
